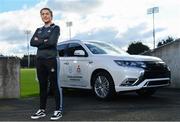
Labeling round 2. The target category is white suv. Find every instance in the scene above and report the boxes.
[57,40,171,99]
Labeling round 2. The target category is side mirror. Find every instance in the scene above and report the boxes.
[74,50,85,56]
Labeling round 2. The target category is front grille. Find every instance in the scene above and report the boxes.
[145,61,168,71]
[143,70,170,79]
[133,61,171,86]
[143,61,170,79]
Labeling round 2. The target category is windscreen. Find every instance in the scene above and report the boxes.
[85,41,128,55]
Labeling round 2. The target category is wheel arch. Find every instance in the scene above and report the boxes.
[90,68,114,87]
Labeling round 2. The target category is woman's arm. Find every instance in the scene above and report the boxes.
[30,28,44,47]
[38,26,60,49]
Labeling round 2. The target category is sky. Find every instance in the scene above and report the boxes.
[0,0,180,57]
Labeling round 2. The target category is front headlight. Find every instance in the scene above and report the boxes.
[114,60,146,68]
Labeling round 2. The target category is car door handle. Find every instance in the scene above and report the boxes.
[64,62,69,65]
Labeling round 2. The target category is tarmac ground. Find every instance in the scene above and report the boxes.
[0,88,180,121]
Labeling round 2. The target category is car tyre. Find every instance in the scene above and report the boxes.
[92,71,116,100]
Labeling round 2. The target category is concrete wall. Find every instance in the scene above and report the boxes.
[143,39,180,88]
[0,57,20,98]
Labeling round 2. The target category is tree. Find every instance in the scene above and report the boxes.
[127,41,150,55]
[20,54,36,68]
[157,36,174,47]
[157,41,163,47]
[165,36,174,43]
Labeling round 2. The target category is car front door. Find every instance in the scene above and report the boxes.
[60,43,90,88]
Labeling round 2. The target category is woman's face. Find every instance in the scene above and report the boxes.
[40,9,52,24]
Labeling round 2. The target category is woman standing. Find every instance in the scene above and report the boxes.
[30,8,63,120]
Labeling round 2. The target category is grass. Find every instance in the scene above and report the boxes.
[20,68,39,97]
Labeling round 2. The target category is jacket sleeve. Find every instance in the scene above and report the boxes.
[30,28,44,47]
[38,26,60,49]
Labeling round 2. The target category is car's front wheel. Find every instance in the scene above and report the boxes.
[92,71,115,100]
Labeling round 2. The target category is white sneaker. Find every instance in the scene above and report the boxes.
[50,110,62,120]
[31,109,46,119]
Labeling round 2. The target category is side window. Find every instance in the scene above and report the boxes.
[57,44,68,57]
[67,43,88,57]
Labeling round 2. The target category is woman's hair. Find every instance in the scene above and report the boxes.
[40,8,53,17]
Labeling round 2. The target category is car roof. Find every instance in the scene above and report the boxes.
[58,39,81,45]
[58,39,107,45]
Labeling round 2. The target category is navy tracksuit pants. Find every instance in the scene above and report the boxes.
[36,58,63,111]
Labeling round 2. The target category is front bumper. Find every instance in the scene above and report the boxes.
[115,78,170,92]
[115,61,171,92]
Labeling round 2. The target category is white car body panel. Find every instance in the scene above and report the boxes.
[58,40,171,93]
